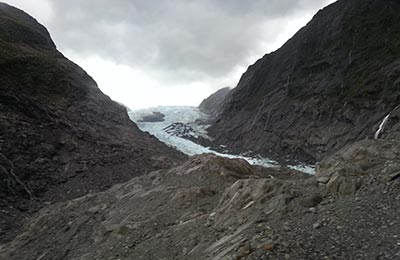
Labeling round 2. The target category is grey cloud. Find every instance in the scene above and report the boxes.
[47,0,333,85]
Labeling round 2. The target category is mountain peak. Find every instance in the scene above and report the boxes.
[0,2,56,50]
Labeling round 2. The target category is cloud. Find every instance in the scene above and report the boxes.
[47,0,334,82]
[5,0,336,108]
[65,50,242,109]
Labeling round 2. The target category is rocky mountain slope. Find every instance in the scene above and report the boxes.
[208,0,400,163]
[0,3,185,242]
[199,87,230,117]
[1,140,399,259]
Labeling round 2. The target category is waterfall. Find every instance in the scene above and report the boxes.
[250,97,266,130]
[374,113,391,139]
[374,105,399,139]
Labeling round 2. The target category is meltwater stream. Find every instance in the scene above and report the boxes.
[128,106,315,175]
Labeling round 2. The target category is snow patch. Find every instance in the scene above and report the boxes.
[288,164,316,175]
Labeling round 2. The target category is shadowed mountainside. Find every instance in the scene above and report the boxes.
[0,2,186,242]
[199,87,231,117]
[208,0,400,163]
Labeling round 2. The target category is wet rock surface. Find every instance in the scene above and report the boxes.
[0,3,186,243]
[208,0,400,163]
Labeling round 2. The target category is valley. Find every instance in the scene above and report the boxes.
[0,0,400,259]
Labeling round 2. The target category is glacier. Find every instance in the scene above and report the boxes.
[128,106,315,174]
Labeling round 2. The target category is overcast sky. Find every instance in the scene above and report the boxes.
[7,0,335,109]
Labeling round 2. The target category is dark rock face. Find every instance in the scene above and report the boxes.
[0,3,186,242]
[198,87,230,117]
[208,0,400,163]
[163,122,196,138]
[138,111,165,122]
[2,144,399,259]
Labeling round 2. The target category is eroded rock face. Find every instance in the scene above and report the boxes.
[316,139,400,195]
[208,0,400,163]
[0,3,186,242]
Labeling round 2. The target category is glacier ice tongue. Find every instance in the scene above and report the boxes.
[129,106,315,174]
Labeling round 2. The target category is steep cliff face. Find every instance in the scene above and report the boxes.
[209,0,400,163]
[0,3,185,241]
[198,87,230,117]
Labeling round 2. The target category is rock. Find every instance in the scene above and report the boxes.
[299,194,322,207]
[326,176,361,195]
[313,222,322,229]
[163,123,197,138]
[388,172,400,182]
[138,112,165,122]
[317,139,400,195]
[317,176,331,184]
[199,87,231,117]
[237,244,252,258]
[309,207,317,214]
[173,187,217,203]
[259,242,274,251]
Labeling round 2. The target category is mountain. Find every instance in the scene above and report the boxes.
[198,87,231,117]
[208,0,400,163]
[0,3,185,242]
[1,2,400,259]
